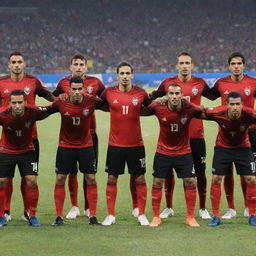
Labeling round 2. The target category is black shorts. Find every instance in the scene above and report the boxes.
[55,146,96,175]
[92,133,99,168]
[105,146,146,176]
[190,138,206,177]
[249,129,256,153]
[32,138,40,163]
[212,146,256,176]
[153,152,195,179]
[0,151,38,178]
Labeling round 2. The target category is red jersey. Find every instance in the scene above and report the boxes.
[101,84,151,147]
[148,100,202,156]
[53,75,105,134]
[0,73,52,138]
[0,105,49,154]
[205,105,256,148]
[49,96,102,148]
[152,75,211,138]
[212,74,256,129]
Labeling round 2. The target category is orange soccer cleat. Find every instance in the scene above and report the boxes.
[149,217,162,227]
[185,217,200,227]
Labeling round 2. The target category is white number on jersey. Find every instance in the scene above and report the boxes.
[72,117,80,125]
[122,105,129,115]
[170,123,178,132]
[16,130,22,137]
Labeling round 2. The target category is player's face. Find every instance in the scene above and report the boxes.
[70,83,84,103]
[10,95,25,117]
[70,59,87,77]
[176,55,193,76]
[167,86,182,106]
[229,57,244,77]
[8,55,26,75]
[227,97,242,119]
[117,66,133,87]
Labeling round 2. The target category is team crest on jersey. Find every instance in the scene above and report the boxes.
[180,115,187,124]
[87,86,93,94]
[192,87,198,96]
[25,120,32,128]
[240,125,246,132]
[24,86,31,95]
[244,87,251,96]
[83,108,89,116]
[132,97,139,106]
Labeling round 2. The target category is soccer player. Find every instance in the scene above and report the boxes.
[0,51,54,222]
[143,83,202,227]
[149,52,212,220]
[0,90,52,227]
[101,62,151,226]
[205,92,256,226]
[211,52,256,219]
[51,76,104,226]
[52,54,105,219]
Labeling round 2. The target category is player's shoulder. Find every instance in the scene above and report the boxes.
[215,75,230,83]
[243,74,256,82]
[59,75,72,83]
[24,73,41,81]
[85,75,102,83]
[0,74,10,82]
[132,84,147,92]
[161,76,177,85]
[191,75,207,84]
[243,106,256,114]
[206,105,226,114]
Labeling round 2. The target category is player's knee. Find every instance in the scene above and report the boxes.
[212,175,222,184]
[244,175,256,184]
[184,177,196,186]
[56,174,66,184]
[25,176,37,185]
[84,174,96,183]
[0,178,7,187]
[153,178,164,186]
[133,174,145,182]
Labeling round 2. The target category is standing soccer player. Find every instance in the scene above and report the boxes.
[51,76,104,226]
[101,62,151,226]
[0,52,54,221]
[0,90,52,227]
[52,54,105,219]
[205,92,256,226]
[150,52,212,219]
[211,52,256,219]
[143,83,202,227]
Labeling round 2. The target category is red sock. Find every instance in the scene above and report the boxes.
[26,184,39,217]
[4,178,13,212]
[224,172,235,209]
[54,184,65,217]
[87,181,98,216]
[211,183,221,217]
[135,179,147,216]
[164,174,175,208]
[106,180,117,216]
[0,185,5,216]
[246,183,256,216]
[197,175,207,209]
[151,185,162,217]
[68,175,78,207]
[184,184,196,218]
[130,176,137,209]
[83,179,89,210]
[21,178,29,212]
[240,176,247,208]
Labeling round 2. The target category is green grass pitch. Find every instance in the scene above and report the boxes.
[1,96,256,256]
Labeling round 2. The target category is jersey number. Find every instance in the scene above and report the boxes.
[72,117,80,125]
[31,162,38,173]
[16,130,22,136]
[122,105,129,115]
[170,124,178,132]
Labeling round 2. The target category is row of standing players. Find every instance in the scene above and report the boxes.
[0,51,256,227]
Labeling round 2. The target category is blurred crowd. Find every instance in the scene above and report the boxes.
[0,0,255,74]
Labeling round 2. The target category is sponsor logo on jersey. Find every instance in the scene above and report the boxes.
[244,87,251,96]
[64,112,70,116]
[39,107,47,111]
[180,115,187,124]
[192,87,198,96]
[4,89,9,94]
[132,97,139,106]
[161,117,167,121]
[239,125,246,132]
[87,86,93,94]
[222,124,226,129]
[25,120,32,128]
[24,86,31,95]
[113,99,119,104]
[7,126,11,130]
[83,108,89,116]
[224,90,229,95]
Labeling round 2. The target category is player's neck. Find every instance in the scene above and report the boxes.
[227,111,241,120]
[12,110,24,118]
[231,73,244,82]
[119,83,132,92]
[10,72,25,82]
[178,74,191,82]
[70,95,83,105]
[167,101,181,112]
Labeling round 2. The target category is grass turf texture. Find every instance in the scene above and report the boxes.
[1,96,256,256]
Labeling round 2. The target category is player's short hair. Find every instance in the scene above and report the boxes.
[167,83,182,92]
[69,76,84,87]
[226,91,243,103]
[9,51,24,60]
[177,52,192,59]
[70,54,87,64]
[9,89,26,101]
[228,52,245,64]
[116,61,134,74]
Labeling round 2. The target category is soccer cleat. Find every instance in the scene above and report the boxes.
[21,211,29,222]
[0,216,7,227]
[244,208,249,217]
[4,210,12,222]
[138,214,149,226]
[89,216,101,225]
[185,217,200,227]
[29,216,41,227]
[132,208,139,217]
[52,216,64,226]
[199,208,211,219]
[102,215,116,226]
[221,208,237,219]
[149,217,161,227]
[208,216,221,227]
[84,209,90,218]
[66,206,80,219]
[160,208,174,219]
[248,215,256,226]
